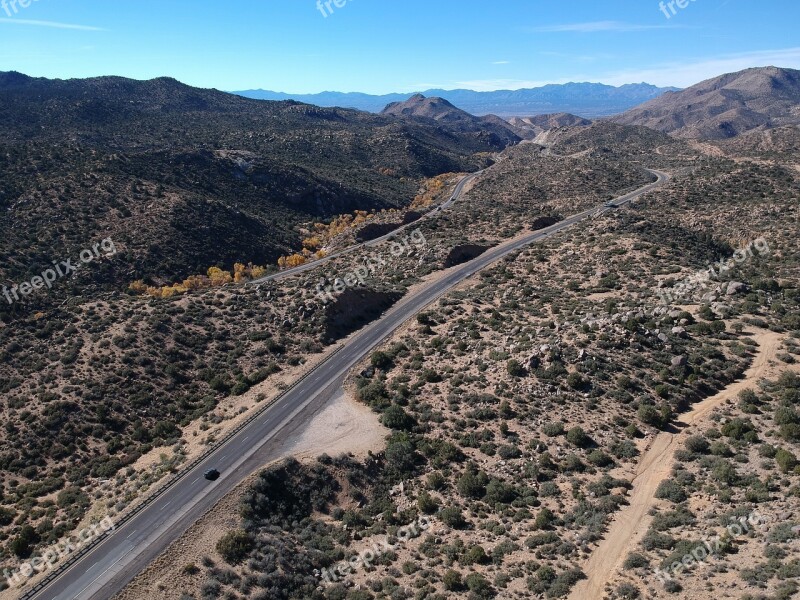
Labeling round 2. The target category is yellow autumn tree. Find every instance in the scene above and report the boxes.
[129,280,148,294]
[183,274,209,290]
[284,253,307,268]
[233,262,248,283]
[302,237,321,251]
[207,267,233,286]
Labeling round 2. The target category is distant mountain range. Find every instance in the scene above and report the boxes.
[233,83,680,118]
[612,66,800,139]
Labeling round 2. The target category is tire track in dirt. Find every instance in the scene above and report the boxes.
[569,330,784,600]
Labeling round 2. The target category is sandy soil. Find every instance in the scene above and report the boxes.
[283,389,389,460]
[569,329,786,600]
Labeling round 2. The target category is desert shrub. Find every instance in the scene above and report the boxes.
[587,450,613,467]
[566,427,591,448]
[623,552,650,569]
[498,444,522,460]
[507,360,526,377]
[9,525,38,558]
[457,466,489,499]
[775,448,798,473]
[767,523,798,543]
[465,572,494,598]
[0,507,15,526]
[440,506,467,529]
[381,405,414,430]
[443,569,464,591]
[385,436,419,478]
[610,439,639,459]
[684,435,710,454]
[546,568,585,598]
[616,583,640,599]
[566,372,587,390]
[216,530,254,564]
[463,545,490,565]
[526,531,560,548]
[370,350,393,370]
[355,380,390,409]
[543,422,565,437]
[712,460,740,485]
[484,478,518,504]
[427,472,446,490]
[534,508,556,530]
[651,507,696,531]
[417,492,439,515]
[641,530,676,550]
[655,480,688,503]
[721,418,757,441]
[637,403,669,429]
[539,481,560,497]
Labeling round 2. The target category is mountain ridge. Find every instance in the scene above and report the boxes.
[611,66,800,139]
[233,82,680,118]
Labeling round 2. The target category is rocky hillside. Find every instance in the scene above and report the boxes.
[0,73,507,313]
[381,94,524,144]
[612,66,800,139]
[507,113,592,139]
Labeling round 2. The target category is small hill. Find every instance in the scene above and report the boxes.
[381,94,522,145]
[507,113,592,139]
[612,66,800,139]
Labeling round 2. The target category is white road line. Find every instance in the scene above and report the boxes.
[74,547,134,600]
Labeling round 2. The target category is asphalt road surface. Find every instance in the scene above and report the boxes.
[22,168,669,600]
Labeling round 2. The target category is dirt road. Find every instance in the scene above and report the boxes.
[569,330,784,599]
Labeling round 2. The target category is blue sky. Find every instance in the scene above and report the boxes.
[0,0,798,93]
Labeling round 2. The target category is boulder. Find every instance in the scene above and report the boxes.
[726,281,748,296]
[672,355,688,367]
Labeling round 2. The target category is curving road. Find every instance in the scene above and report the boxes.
[21,169,669,600]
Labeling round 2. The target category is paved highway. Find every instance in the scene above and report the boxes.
[22,168,669,600]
